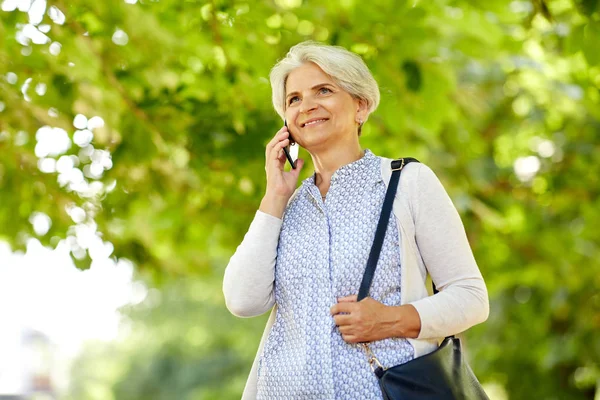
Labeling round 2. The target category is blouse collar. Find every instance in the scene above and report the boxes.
[301,149,381,189]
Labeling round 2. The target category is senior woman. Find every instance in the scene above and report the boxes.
[223,41,489,400]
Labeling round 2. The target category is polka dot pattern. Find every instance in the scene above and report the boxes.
[256,150,414,399]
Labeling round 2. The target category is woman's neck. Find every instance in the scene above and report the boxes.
[311,144,365,190]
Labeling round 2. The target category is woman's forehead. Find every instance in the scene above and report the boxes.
[286,62,335,93]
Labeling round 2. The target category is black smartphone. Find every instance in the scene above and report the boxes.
[283,120,296,169]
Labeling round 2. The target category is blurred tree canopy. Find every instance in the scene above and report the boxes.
[1,0,600,398]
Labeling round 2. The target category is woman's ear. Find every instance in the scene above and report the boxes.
[355,99,368,123]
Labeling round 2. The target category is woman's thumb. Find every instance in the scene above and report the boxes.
[292,158,305,174]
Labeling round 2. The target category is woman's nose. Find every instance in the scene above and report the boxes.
[299,97,318,114]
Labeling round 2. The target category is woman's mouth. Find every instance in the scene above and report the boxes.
[301,118,329,128]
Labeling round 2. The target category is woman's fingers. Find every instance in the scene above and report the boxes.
[339,325,353,334]
[341,334,358,343]
[265,131,293,174]
[290,158,304,175]
[262,125,303,199]
[333,314,353,326]
[271,139,290,160]
[265,127,289,157]
[337,295,358,303]
[266,140,289,176]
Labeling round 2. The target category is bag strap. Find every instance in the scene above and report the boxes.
[357,157,424,374]
[357,158,454,370]
[357,157,420,301]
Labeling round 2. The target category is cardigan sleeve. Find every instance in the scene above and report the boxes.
[223,210,282,317]
[408,164,489,339]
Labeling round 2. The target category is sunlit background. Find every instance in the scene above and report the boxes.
[1,0,599,398]
[0,240,143,398]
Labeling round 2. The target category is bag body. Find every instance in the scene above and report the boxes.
[376,337,489,400]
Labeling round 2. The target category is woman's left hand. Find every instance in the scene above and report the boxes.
[330,295,389,343]
[330,295,421,343]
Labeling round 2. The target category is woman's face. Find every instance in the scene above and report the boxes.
[284,62,365,151]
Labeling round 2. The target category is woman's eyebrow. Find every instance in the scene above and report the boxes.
[286,83,333,99]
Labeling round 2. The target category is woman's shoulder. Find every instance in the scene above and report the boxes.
[377,155,430,185]
[377,156,447,209]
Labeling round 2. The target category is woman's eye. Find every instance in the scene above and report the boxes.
[288,96,299,105]
[319,87,332,94]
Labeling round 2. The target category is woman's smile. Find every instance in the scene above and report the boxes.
[301,118,329,128]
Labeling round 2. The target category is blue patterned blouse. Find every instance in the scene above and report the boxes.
[256,150,414,399]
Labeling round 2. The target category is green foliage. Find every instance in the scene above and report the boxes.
[1,0,599,398]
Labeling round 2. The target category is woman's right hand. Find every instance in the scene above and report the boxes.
[259,126,304,218]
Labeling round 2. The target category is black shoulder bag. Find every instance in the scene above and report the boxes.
[357,158,489,400]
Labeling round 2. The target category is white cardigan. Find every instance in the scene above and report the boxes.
[223,158,489,400]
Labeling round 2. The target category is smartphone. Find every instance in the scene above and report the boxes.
[283,120,296,169]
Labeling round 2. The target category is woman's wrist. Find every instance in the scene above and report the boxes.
[381,304,422,339]
[259,192,290,219]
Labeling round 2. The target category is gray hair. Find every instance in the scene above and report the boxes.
[269,41,380,123]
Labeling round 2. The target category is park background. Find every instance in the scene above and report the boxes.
[1,0,599,399]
